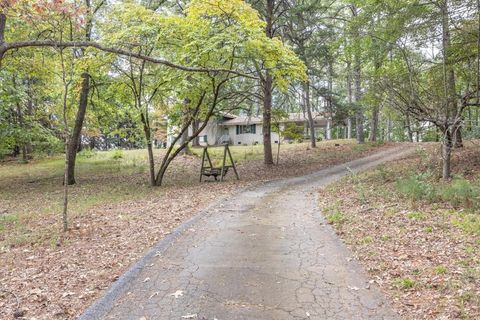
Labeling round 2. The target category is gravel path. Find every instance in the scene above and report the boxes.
[80,145,414,320]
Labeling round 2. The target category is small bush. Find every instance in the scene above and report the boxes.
[395,172,436,201]
[78,149,96,159]
[111,149,124,160]
[438,177,479,209]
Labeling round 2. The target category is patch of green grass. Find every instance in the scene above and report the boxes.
[434,265,448,274]
[325,210,346,225]
[352,143,370,152]
[407,212,426,221]
[394,277,416,290]
[465,245,475,255]
[110,149,124,160]
[380,234,392,241]
[360,236,374,244]
[453,213,480,236]
[424,226,433,233]
[0,213,20,232]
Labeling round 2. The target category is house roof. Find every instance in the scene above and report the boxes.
[220,112,328,127]
[217,112,237,119]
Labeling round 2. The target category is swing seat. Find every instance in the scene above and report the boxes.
[201,167,229,179]
[199,144,239,183]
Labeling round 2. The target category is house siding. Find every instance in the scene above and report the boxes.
[224,124,280,145]
[168,113,327,147]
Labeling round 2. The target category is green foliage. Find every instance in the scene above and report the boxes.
[78,149,97,159]
[438,178,480,209]
[407,212,426,221]
[434,265,447,274]
[395,172,436,201]
[453,214,480,236]
[396,173,480,210]
[394,277,416,290]
[282,123,304,141]
[326,211,346,225]
[110,149,124,160]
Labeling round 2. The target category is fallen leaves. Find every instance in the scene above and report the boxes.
[0,142,392,319]
[319,143,480,319]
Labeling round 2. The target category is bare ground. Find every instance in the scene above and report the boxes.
[0,141,391,320]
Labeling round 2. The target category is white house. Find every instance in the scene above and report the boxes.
[168,112,330,147]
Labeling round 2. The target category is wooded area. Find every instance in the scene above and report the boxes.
[1,1,479,319]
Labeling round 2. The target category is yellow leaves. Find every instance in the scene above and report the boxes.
[247,36,307,90]
[186,0,265,32]
[101,0,306,91]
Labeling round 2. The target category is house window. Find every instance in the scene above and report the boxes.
[203,135,208,142]
[236,124,256,135]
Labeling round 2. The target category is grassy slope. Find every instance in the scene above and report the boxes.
[319,142,480,319]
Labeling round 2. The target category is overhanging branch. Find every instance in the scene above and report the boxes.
[0,40,258,79]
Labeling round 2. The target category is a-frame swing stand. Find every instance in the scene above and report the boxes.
[200,144,239,182]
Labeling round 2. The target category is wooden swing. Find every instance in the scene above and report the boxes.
[200,144,239,182]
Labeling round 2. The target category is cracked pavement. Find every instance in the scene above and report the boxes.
[81,145,414,320]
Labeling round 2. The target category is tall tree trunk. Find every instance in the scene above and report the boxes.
[25,81,34,156]
[369,106,379,141]
[325,59,334,141]
[351,5,365,144]
[192,119,200,147]
[304,80,316,147]
[442,129,452,180]
[386,118,392,142]
[15,102,28,162]
[63,136,69,233]
[261,0,275,165]
[60,49,71,233]
[347,118,352,139]
[179,128,189,155]
[0,13,6,60]
[263,71,274,163]
[140,113,156,186]
[405,115,414,142]
[326,119,332,140]
[66,0,97,185]
[346,60,353,139]
[441,0,457,179]
[453,123,463,148]
[66,72,89,185]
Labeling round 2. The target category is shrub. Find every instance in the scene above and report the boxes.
[396,172,480,210]
[78,149,96,159]
[111,149,124,160]
[395,172,436,201]
[438,177,479,209]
